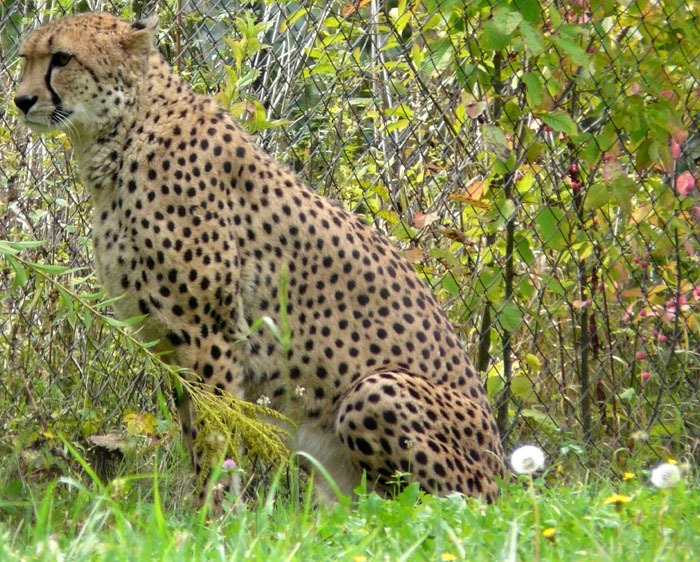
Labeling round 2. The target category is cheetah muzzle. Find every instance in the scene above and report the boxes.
[14,12,505,506]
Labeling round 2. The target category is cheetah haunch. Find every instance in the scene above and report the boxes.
[15,12,504,504]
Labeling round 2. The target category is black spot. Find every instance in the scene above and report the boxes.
[138,299,150,315]
[415,451,428,465]
[381,385,396,397]
[355,437,374,456]
[383,410,397,424]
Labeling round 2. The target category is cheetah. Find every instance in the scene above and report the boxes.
[14,12,505,504]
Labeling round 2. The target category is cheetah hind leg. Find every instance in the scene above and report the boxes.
[335,371,504,502]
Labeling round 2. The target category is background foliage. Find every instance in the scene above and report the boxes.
[1,0,698,495]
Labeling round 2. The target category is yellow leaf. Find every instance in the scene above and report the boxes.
[403,248,425,263]
[123,411,157,436]
[449,193,491,209]
[649,284,668,295]
[524,353,541,372]
[441,228,472,245]
[621,288,644,298]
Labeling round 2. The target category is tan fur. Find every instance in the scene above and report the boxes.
[15,12,504,504]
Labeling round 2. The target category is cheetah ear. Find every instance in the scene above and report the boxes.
[121,14,159,55]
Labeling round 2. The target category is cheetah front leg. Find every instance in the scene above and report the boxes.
[335,371,505,502]
[166,329,247,512]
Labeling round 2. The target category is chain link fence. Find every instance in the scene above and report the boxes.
[1,0,699,485]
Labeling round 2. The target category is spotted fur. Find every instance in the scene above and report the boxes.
[15,12,504,504]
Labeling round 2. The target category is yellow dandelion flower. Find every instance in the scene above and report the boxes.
[603,493,632,505]
[352,556,367,562]
[440,553,458,561]
[622,472,635,481]
[542,527,557,542]
[604,493,632,512]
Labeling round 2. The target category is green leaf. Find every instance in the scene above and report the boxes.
[482,22,512,51]
[524,353,541,372]
[584,183,610,210]
[422,38,454,73]
[30,263,72,275]
[497,301,523,332]
[610,176,638,214]
[520,409,559,432]
[482,125,511,160]
[513,0,543,24]
[496,198,517,222]
[551,34,590,66]
[442,274,460,297]
[519,21,545,55]
[521,72,544,107]
[517,277,537,300]
[6,255,28,287]
[515,234,536,265]
[535,207,568,251]
[511,375,536,402]
[492,8,522,35]
[541,111,578,136]
[0,239,45,255]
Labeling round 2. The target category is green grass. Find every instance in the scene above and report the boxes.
[0,464,697,562]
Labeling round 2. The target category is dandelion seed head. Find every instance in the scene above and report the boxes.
[650,463,681,489]
[510,445,546,474]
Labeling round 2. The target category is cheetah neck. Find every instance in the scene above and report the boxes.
[73,53,188,193]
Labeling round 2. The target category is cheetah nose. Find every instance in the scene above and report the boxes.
[14,95,38,115]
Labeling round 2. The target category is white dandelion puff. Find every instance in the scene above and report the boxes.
[510,445,546,475]
[256,395,271,408]
[650,463,681,489]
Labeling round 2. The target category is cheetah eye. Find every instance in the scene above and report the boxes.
[50,52,72,68]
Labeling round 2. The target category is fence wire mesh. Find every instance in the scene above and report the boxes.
[1,0,698,485]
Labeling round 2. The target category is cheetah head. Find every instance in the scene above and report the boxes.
[14,12,157,144]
